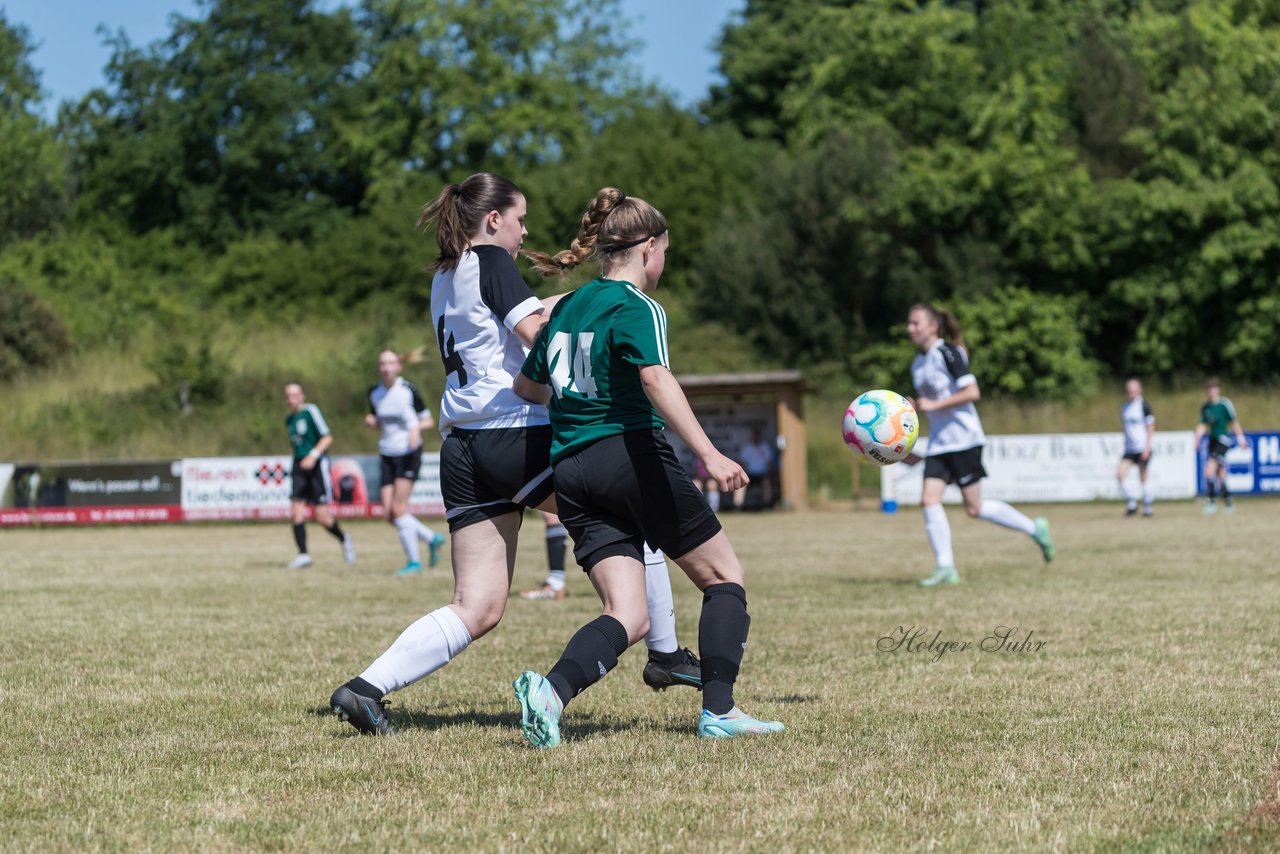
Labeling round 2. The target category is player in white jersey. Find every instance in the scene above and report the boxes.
[367,349,446,574]
[906,304,1055,587]
[1116,378,1155,517]
[329,174,698,734]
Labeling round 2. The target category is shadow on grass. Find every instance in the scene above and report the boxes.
[766,693,819,704]
[307,704,647,739]
[834,576,921,586]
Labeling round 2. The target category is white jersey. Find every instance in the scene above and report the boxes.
[911,339,985,455]
[430,245,548,435]
[369,377,430,456]
[1120,396,1154,454]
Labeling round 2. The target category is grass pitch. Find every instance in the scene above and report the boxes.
[2,503,1278,851]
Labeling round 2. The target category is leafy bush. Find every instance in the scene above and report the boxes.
[953,287,1099,401]
[146,334,229,411]
[0,281,72,380]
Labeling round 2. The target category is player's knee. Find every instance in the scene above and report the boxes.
[460,599,506,639]
[607,607,649,645]
[964,503,982,518]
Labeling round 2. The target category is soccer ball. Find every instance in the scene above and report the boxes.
[843,389,919,466]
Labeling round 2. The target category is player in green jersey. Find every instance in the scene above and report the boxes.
[284,382,355,568]
[1194,376,1247,514]
[511,187,784,745]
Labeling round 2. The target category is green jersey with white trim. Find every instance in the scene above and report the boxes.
[522,277,668,463]
[285,403,331,460]
[1200,397,1237,439]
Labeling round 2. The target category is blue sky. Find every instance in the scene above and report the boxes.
[2,0,745,119]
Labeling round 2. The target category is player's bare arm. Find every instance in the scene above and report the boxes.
[302,434,333,470]
[513,310,547,349]
[513,372,552,405]
[916,383,980,413]
[639,364,747,492]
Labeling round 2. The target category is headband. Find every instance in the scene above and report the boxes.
[604,228,668,253]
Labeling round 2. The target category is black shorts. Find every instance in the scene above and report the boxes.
[923,446,987,487]
[440,426,556,532]
[553,429,722,572]
[380,450,421,487]
[1121,451,1151,465]
[1208,438,1230,464]
[290,457,332,505]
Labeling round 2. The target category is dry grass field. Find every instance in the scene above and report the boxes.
[2,502,1278,851]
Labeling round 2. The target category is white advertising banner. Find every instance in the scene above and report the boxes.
[180,456,294,520]
[882,431,1199,507]
[180,454,444,520]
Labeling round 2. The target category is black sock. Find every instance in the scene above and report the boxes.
[547,615,629,707]
[344,677,383,701]
[699,582,750,716]
[293,523,307,553]
[1220,477,1231,503]
[545,530,567,574]
[326,521,346,542]
[647,648,682,666]
[1206,480,1217,501]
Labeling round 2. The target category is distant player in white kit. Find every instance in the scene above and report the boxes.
[906,304,1055,587]
[367,348,446,574]
[1116,378,1155,517]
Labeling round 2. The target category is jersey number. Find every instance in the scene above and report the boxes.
[547,332,598,399]
[437,315,468,387]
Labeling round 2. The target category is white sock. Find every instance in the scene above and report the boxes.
[360,606,472,695]
[1118,477,1135,509]
[412,515,439,543]
[978,499,1036,536]
[1142,483,1153,508]
[643,544,678,653]
[545,569,566,592]
[394,514,421,564]
[923,504,954,567]
[706,489,720,512]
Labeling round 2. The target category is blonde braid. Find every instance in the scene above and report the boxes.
[523,188,626,278]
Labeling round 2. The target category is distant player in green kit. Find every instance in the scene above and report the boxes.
[511,187,783,746]
[284,382,356,568]
[1194,376,1248,515]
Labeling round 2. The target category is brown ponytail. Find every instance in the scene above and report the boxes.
[379,346,428,367]
[523,187,667,278]
[910,303,967,351]
[417,173,524,271]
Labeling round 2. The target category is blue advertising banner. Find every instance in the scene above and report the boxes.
[1196,431,1280,496]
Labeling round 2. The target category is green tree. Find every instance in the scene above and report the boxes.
[354,0,637,190]
[0,15,68,249]
[63,0,365,245]
[521,99,762,292]
[704,0,1280,387]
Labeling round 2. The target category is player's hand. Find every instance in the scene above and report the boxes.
[914,397,935,413]
[364,414,378,429]
[902,452,923,466]
[300,454,316,471]
[704,452,749,493]
[1141,449,1151,461]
